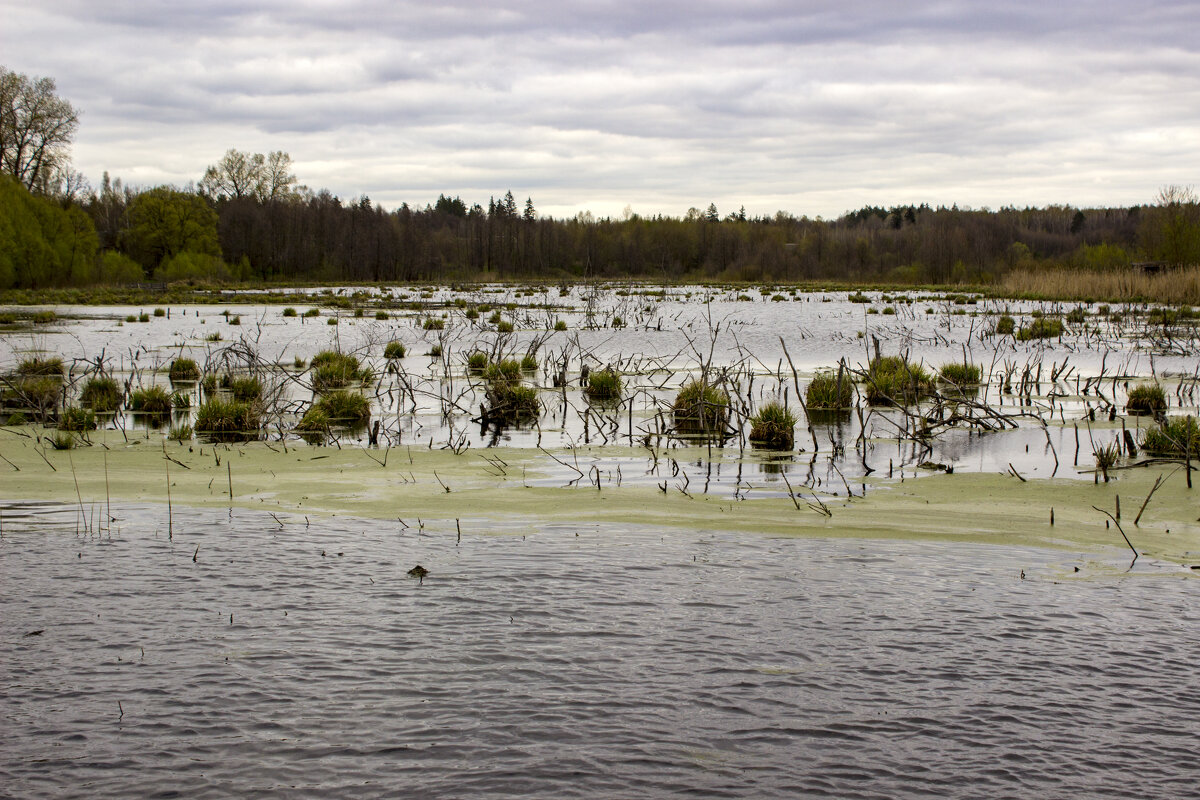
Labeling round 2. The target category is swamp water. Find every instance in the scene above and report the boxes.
[3,287,1199,796]
[2,503,1198,799]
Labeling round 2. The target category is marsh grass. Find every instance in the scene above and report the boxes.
[195,398,260,442]
[863,356,934,406]
[384,341,406,360]
[1126,384,1167,415]
[585,368,623,403]
[311,351,368,392]
[994,315,1016,335]
[673,379,730,433]
[484,359,522,383]
[169,423,193,442]
[298,390,371,432]
[1016,317,1064,341]
[168,358,201,382]
[17,357,63,377]
[129,386,172,415]
[80,376,122,412]
[485,383,540,422]
[805,371,853,410]
[749,401,796,449]
[938,361,982,386]
[229,376,263,402]
[58,406,96,432]
[1094,440,1121,482]
[1003,265,1200,305]
[466,352,489,373]
[423,317,445,330]
[1140,415,1199,456]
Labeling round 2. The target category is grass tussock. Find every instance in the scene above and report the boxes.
[58,406,97,432]
[585,368,623,403]
[749,401,796,449]
[1126,384,1167,415]
[994,315,1016,335]
[862,356,934,406]
[805,371,853,410]
[384,341,406,360]
[168,358,201,382]
[1140,416,1199,456]
[938,361,982,385]
[297,390,371,432]
[485,383,540,423]
[79,376,122,411]
[311,350,370,392]
[673,379,730,433]
[129,385,172,414]
[1015,317,1064,341]
[195,398,260,442]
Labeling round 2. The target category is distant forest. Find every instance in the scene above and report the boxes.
[2,67,1199,289]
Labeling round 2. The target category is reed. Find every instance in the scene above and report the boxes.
[749,402,796,449]
[585,368,623,403]
[805,371,853,410]
[79,376,122,411]
[1002,265,1200,305]
[672,379,729,433]
[1125,384,1167,415]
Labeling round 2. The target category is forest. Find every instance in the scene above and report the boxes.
[2,65,1199,290]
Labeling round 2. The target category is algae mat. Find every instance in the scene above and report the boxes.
[2,429,1197,567]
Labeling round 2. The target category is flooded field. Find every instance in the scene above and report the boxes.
[2,285,1199,797]
[2,503,1198,799]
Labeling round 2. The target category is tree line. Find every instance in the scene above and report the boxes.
[2,64,1199,290]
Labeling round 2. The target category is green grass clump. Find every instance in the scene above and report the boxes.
[49,431,75,450]
[1065,307,1087,324]
[1140,416,1199,456]
[58,406,97,432]
[32,310,57,324]
[938,361,982,385]
[311,350,367,392]
[80,376,122,412]
[496,320,514,333]
[384,341,406,360]
[585,368,623,403]
[298,390,371,432]
[168,358,201,382]
[994,315,1016,335]
[17,357,63,377]
[749,402,796,449]
[484,359,523,383]
[485,383,540,422]
[423,317,445,331]
[863,356,934,406]
[154,308,166,317]
[1016,317,1063,341]
[1126,384,1167,415]
[805,371,853,410]
[520,354,538,372]
[229,376,263,402]
[283,307,298,317]
[169,423,193,442]
[466,352,489,373]
[195,398,260,442]
[375,310,389,320]
[129,386,172,414]
[303,308,320,318]
[171,391,191,409]
[554,319,568,331]
[672,379,730,434]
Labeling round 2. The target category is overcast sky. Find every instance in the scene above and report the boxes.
[3,1,1198,218]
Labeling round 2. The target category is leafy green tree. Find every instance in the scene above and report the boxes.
[123,186,220,271]
[0,174,97,287]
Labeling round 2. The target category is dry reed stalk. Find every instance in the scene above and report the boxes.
[1001,265,1200,305]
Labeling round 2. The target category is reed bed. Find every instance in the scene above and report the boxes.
[1002,265,1200,305]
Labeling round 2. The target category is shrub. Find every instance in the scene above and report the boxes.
[848,291,870,303]
[673,379,729,433]
[129,386,172,414]
[585,368,623,403]
[80,376,122,411]
[58,406,97,432]
[384,341,406,360]
[938,361,982,385]
[1140,416,1199,456]
[283,307,298,317]
[805,371,854,410]
[994,315,1016,335]
[1016,317,1063,340]
[293,356,305,369]
[863,356,934,406]
[327,317,338,325]
[354,308,365,318]
[153,308,166,317]
[611,316,624,328]
[49,431,75,450]
[1126,384,1167,415]
[195,398,260,442]
[749,402,796,449]
[168,358,201,382]
[311,351,367,392]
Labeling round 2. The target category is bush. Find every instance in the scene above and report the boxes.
[129,386,172,414]
[805,371,853,410]
[375,310,389,320]
[168,358,201,382]
[195,398,260,442]
[585,368,623,403]
[749,402,796,449]
[384,341,406,360]
[1126,384,1167,415]
[673,379,729,433]
[58,406,97,432]
[1016,317,1063,341]
[938,361,982,385]
[153,308,166,317]
[496,320,514,333]
[80,376,122,411]
[283,307,298,317]
[994,315,1016,335]
[1140,416,1199,456]
[520,354,538,372]
[863,356,934,406]
[1066,307,1087,324]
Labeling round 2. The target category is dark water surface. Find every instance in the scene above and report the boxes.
[2,502,1197,799]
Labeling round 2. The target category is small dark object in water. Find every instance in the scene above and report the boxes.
[917,461,949,472]
[24,629,44,637]
[408,565,429,582]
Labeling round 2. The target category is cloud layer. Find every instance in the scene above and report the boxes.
[4,1,1198,217]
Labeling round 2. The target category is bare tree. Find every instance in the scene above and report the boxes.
[0,66,80,194]
[200,148,301,202]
